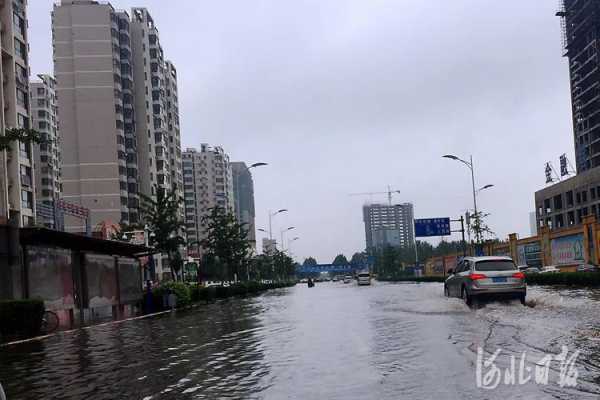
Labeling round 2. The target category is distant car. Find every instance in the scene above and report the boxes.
[300,278,308,283]
[332,276,339,282]
[577,264,599,272]
[444,256,526,306]
[343,275,352,284]
[523,267,541,275]
[539,266,561,274]
[357,272,371,286]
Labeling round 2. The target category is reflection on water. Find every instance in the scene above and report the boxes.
[0,294,278,400]
[3,283,600,399]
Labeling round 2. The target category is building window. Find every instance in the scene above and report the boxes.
[14,38,26,61]
[576,192,581,204]
[544,198,551,214]
[582,190,588,203]
[17,113,29,129]
[566,190,574,207]
[21,189,32,209]
[16,88,27,108]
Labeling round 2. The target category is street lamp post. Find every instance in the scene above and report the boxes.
[288,237,299,259]
[237,162,268,240]
[269,209,288,240]
[443,155,494,243]
[280,226,295,252]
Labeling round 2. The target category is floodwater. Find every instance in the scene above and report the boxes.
[2,282,600,399]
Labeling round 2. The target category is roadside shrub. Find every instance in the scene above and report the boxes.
[153,281,191,308]
[377,276,446,283]
[526,272,600,287]
[215,285,229,299]
[0,299,44,340]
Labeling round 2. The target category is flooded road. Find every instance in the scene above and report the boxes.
[2,282,600,399]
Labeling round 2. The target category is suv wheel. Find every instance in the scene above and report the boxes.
[462,286,472,307]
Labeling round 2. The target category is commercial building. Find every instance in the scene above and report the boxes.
[535,167,600,230]
[30,75,61,227]
[52,1,139,231]
[363,203,414,250]
[231,162,256,249]
[182,145,234,257]
[0,0,35,227]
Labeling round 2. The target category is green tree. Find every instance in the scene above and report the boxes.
[350,252,367,267]
[139,187,185,280]
[201,207,252,282]
[273,250,296,281]
[0,128,44,151]
[0,128,45,222]
[332,254,349,265]
[469,211,495,243]
[302,257,318,267]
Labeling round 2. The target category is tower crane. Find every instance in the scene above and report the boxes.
[349,186,401,206]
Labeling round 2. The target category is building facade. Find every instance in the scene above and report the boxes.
[535,2,600,231]
[52,1,139,231]
[183,146,234,256]
[363,203,415,250]
[0,0,35,227]
[535,167,600,230]
[30,75,61,227]
[558,0,600,173]
[130,8,182,204]
[231,162,256,249]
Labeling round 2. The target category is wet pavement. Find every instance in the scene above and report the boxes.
[2,281,600,399]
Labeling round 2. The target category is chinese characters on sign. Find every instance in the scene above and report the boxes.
[414,218,451,237]
[476,346,579,390]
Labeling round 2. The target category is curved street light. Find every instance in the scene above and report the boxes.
[248,162,268,169]
[280,226,295,251]
[268,209,288,240]
[443,153,483,243]
[476,184,494,193]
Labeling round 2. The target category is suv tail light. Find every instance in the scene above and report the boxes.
[469,273,487,280]
[512,272,525,279]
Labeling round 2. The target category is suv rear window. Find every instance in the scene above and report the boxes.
[474,260,516,271]
[358,273,370,277]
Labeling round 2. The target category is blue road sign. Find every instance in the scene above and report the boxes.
[414,218,451,237]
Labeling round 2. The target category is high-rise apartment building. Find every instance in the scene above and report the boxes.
[363,203,415,250]
[52,1,139,231]
[558,1,600,173]
[130,8,183,205]
[231,162,256,249]
[183,146,234,256]
[0,0,35,227]
[30,75,61,227]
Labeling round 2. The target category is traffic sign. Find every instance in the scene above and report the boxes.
[414,218,451,237]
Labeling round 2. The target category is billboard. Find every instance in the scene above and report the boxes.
[551,234,584,265]
[414,218,451,237]
[517,241,542,268]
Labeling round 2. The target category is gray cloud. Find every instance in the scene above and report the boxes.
[29,0,573,263]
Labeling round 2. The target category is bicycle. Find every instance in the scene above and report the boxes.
[40,310,59,334]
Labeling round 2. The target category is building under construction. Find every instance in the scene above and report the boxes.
[557,0,600,172]
[535,1,600,231]
[363,203,414,251]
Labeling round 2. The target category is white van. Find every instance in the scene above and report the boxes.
[357,272,371,286]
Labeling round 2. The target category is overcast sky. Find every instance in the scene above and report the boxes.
[29,1,572,263]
